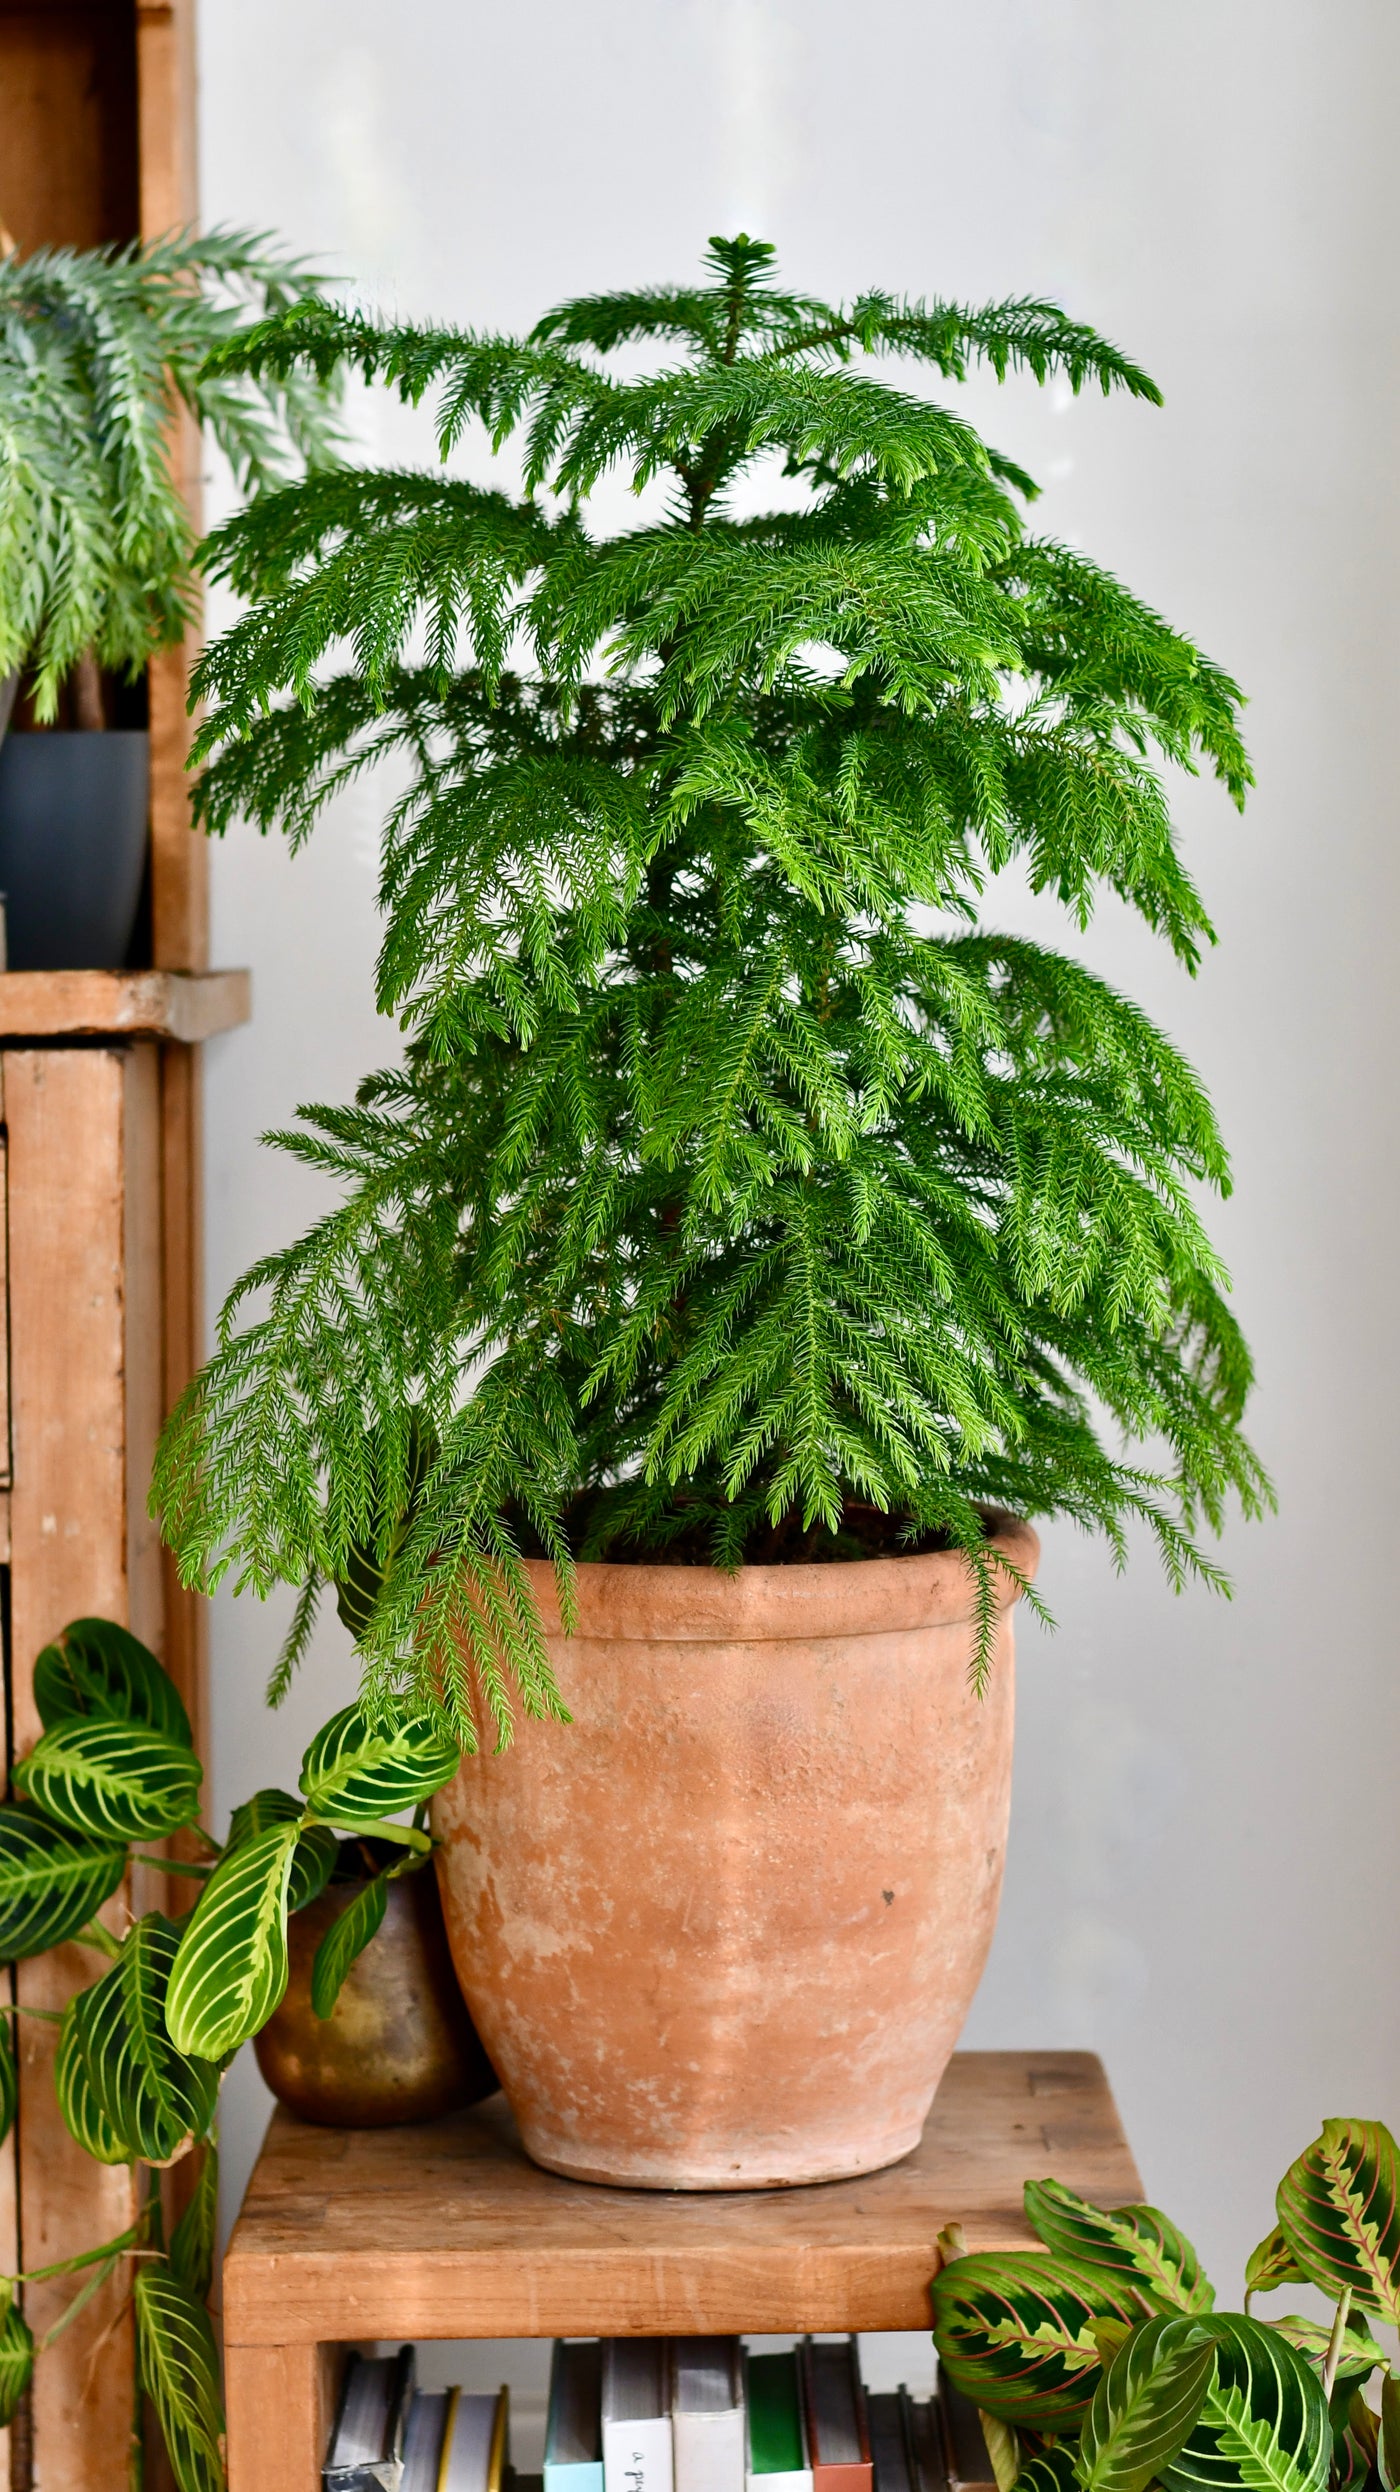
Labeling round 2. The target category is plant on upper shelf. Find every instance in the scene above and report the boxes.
[931,2117,1400,2492]
[152,235,1270,1745]
[0,1616,461,2492]
[0,228,340,729]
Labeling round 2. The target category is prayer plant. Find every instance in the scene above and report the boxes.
[0,1617,461,2492]
[931,2119,1400,2492]
[151,236,1270,1744]
[0,229,338,719]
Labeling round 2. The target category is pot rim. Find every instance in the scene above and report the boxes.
[521,1506,1039,1642]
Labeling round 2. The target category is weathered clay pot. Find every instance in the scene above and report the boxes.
[432,1513,1036,2188]
[254,1852,497,2127]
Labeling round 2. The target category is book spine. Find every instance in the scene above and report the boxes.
[604,2414,675,2492]
[674,2408,746,2492]
[488,2390,510,2492]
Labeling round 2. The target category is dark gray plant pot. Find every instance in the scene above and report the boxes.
[0,730,149,969]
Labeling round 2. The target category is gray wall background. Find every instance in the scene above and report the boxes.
[195,0,1400,2406]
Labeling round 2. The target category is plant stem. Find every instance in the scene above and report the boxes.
[73,1920,121,1961]
[0,2222,140,2287]
[1322,2285,1353,2400]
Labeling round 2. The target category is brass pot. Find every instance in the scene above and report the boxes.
[254,1847,496,2127]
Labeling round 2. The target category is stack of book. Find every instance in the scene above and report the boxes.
[321,2340,995,2492]
[323,2352,510,2492]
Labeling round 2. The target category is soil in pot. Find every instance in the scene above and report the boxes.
[0,729,148,968]
[433,1508,1037,2190]
[254,1838,497,2127]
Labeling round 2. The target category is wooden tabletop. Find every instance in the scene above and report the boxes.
[223,2050,1142,2347]
[0,967,250,1042]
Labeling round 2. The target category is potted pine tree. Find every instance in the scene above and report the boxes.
[0,230,336,966]
[156,238,1268,2187]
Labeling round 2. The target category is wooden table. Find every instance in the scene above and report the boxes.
[223,2050,1141,2492]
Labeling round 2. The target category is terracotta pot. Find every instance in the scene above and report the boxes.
[432,1512,1036,2189]
[254,1852,497,2127]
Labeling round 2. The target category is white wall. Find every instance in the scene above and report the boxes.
[197,0,1400,2366]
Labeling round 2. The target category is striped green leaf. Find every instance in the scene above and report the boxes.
[72,1914,219,2166]
[299,1704,459,1827]
[170,2143,218,2302]
[931,2250,1147,2429]
[310,1873,387,2019]
[287,1823,338,1913]
[222,1794,336,1903]
[164,1822,297,2058]
[1019,2451,1080,2492]
[15,1720,201,1841]
[0,2289,33,2428]
[55,1999,126,2163]
[33,1618,193,1748]
[135,2260,226,2492]
[1379,2368,1400,2492]
[1276,2120,1400,2322]
[1245,2228,1305,2303]
[0,1803,126,1958]
[225,1787,300,1849]
[1073,2315,1217,2492]
[225,1791,336,1911]
[1159,2315,1330,2492]
[1025,2178,1215,2314]
[1267,2311,1383,2386]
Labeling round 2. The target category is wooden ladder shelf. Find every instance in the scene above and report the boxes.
[222,2051,1144,2492]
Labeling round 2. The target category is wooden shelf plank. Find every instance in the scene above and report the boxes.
[0,967,249,1042]
[223,2050,1141,2347]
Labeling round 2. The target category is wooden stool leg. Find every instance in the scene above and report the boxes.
[226,2344,340,2492]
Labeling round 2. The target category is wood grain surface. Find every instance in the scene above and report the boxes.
[7,1048,165,2492]
[224,2051,1142,2349]
[0,968,249,1044]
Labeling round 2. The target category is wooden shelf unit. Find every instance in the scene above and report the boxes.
[223,2051,1144,2492]
[0,9,219,2490]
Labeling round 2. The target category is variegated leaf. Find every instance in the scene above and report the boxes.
[16,1720,200,1841]
[1159,2315,1330,2492]
[225,1788,301,1850]
[0,1803,126,1958]
[1245,2228,1305,2303]
[135,2261,226,2492]
[55,1999,126,2164]
[1018,2449,1081,2492]
[287,1823,338,1913]
[1025,2178,1214,2314]
[1276,2120,1400,2323]
[931,2250,1146,2429]
[223,1790,334,1910]
[310,1873,387,2020]
[0,2288,33,2428]
[299,1704,459,1828]
[33,1618,193,1748]
[73,1914,219,2166]
[1267,2311,1383,2386]
[1379,2369,1400,2492]
[165,1822,298,2060]
[1074,2315,1217,2492]
[170,2143,219,2303]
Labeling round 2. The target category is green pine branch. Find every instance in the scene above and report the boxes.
[153,236,1269,1735]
